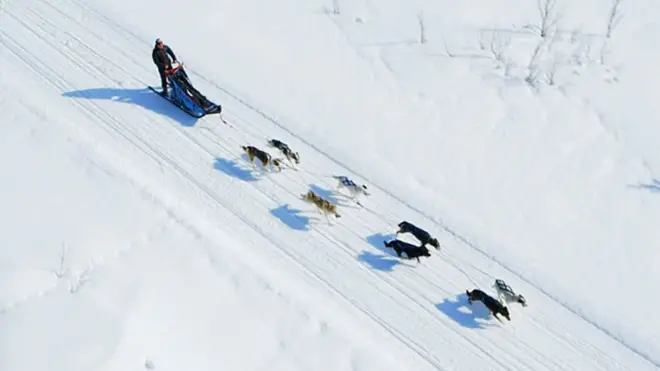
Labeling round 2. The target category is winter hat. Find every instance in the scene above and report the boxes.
[155,38,163,46]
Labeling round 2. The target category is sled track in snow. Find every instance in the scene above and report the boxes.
[2,0,658,369]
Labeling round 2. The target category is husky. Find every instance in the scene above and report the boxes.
[267,139,300,167]
[332,175,370,205]
[396,221,440,250]
[466,288,511,322]
[383,239,431,263]
[493,279,527,307]
[241,145,283,171]
[301,190,340,220]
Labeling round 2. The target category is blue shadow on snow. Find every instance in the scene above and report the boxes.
[435,293,494,329]
[214,158,257,182]
[366,232,398,257]
[309,184,341,204]
[357,251,400,272]
[270,204,312,231]
[62,87,199,127]
[629,179,660,193]
[309,184,359,209]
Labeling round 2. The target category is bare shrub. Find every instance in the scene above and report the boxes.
[525,0,562,38]
[526,39,547,86]
[418,12,427,44]
[332,0,340,15]
[606,0,623,39]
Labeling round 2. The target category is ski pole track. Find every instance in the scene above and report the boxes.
[3,1,656,369]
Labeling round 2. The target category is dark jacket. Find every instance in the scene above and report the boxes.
[152,45,177,70]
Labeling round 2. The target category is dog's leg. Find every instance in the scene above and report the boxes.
[352,193,364,207]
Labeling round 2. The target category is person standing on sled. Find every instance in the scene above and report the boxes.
[152,38,178,97]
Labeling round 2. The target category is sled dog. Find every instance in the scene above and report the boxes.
[242,145,282,171]
[383,239,431,263]
[268,139,300,166]
[332,175,370,203]
[396,221,440,250]
[466,288,511,322]
[493,279,527,307]
[301,190,340,219]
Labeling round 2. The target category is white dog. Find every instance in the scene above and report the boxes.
[332,175,370,205]
[493,279,527,307]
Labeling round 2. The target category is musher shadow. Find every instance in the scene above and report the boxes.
[62,87,199,127]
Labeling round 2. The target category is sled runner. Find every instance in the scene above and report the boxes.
[149,63,222,118]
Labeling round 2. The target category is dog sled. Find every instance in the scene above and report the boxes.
[149,62,222,118]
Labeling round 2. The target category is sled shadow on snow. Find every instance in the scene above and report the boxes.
[436,293,495,329]
[270,204,314,231]
[62,87,199,127]
[214,158,258,182]
[629,179,660,193]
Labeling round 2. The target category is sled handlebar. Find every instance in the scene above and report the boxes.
[166,62,183,76]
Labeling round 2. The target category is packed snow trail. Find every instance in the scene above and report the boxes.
[0,0,658,370]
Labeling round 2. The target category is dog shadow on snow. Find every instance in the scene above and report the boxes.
[271,204,318,231]
[357,233,407,272]
[629,179,660,193]
[62,87,199,127]
[436,293,496,329]
[309,184,360,209]
[214,157,259,182]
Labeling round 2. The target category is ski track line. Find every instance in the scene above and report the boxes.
[173,116,512,370]
[2,6,455,370]
[0,18,600,371]
[192,66,660,370]
[167,105,553,370]
[203,104,620,371]
[4,1,654,369]
[154,97,573,371]
[9,5,624,371]
[7,9,520,371]
[206,112,578,371]
[14,3,532,364]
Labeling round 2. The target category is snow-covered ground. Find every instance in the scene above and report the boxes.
[1,0,659,369]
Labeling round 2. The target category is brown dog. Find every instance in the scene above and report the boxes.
[301,190,340,219]
[242,145,282,171]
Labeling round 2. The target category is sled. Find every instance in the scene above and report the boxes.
[149,62,222,119]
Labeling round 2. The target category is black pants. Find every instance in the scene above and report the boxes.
[158,68,168,91]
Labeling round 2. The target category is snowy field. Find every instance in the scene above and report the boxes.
[1,0,659,370]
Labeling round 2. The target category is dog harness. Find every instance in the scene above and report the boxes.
[339,176,356,187]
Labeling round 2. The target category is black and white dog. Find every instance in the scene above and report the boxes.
[396,221,440,250]
[383,239,431,263]
[333,175,370,205]
[268,139,300,167]
[493,279,527,307]
[466,288,511,322]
